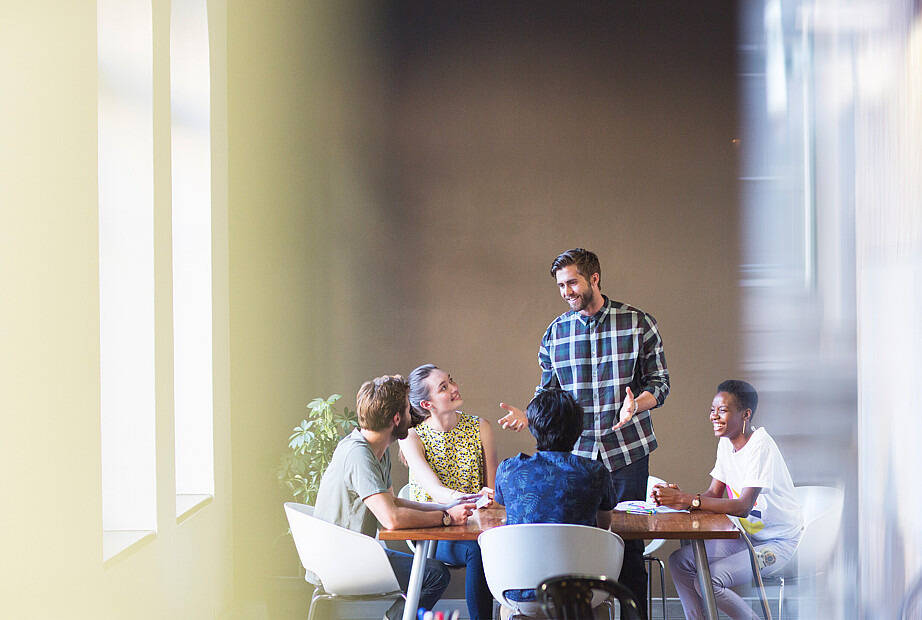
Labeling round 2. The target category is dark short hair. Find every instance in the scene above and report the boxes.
[356,375,409,431]
[526,388,584,451]
[716,379,758,416]
[550,248,602,290]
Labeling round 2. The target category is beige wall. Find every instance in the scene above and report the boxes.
[1,1,234,617]
[227,1,741,604]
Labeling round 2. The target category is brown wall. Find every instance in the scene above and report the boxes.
[227,0,740,604]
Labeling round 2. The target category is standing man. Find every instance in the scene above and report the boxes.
[314,374,477,620]
[499,248,670,615]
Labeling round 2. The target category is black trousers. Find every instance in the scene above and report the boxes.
[608,454,649,620]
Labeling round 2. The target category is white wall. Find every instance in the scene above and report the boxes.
[0,1,234,617]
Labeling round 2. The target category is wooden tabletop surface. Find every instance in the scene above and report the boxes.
[378,506,739,542]
[609,510,739,540]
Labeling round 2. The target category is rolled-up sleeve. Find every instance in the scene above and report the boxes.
[639,313,669,407]
[537,324,561,393]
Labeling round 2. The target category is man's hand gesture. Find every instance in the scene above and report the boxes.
[498,403,528,431]
[613,386,637,431]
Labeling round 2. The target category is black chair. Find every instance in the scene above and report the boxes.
[537,574,643,620]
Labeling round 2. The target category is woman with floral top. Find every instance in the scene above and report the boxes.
[399,364,498,620]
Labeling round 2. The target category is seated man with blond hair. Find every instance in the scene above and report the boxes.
[314,374,477,620]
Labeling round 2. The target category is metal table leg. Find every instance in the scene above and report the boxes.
[691,539,720,620]
[403,539,432,620]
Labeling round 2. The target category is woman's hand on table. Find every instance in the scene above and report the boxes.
[651,482,692,510]
[449,489,493,509]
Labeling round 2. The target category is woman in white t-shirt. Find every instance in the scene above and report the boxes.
[651,380,803,620]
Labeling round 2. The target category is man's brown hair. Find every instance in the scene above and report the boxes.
[550,248,602,290]
[355,375,410,431]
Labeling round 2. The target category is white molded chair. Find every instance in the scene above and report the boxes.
[645,475,668,620]
[397,484,421,554]
[743,485,845,620]
[284,502,404,620]
[478,523,626,619]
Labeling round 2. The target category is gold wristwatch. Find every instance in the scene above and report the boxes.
[441,510,452,526]
[690,494,701,510]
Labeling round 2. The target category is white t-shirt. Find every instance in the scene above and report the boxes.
[710,427,802,543]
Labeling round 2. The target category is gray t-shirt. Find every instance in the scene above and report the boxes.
[314,428,392,538]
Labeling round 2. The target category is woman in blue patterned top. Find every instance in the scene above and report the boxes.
[493,388,617,612]
[495,387,616,529]
[399,364,498,620]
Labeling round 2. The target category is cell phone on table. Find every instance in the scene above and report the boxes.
[475,494,490,509]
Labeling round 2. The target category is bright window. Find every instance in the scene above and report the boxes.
[171,0,214,518]
[98,0,157,559]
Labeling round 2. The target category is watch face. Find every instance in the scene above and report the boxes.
[442,512,451,526]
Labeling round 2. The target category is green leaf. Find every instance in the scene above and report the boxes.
[278,392,359,504]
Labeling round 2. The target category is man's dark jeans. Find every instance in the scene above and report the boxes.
[609,454,650,620]
[384,548,450,620]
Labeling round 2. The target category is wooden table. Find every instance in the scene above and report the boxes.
[610,510,740,620]
[378,508,506,620]
[379,507,738,620]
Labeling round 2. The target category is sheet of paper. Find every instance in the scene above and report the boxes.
[614,499,689,514]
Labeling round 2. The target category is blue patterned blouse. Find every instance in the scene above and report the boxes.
[495,451,616,526]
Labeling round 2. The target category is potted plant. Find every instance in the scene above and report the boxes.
[277,393,358,506]
[270,394,358,617]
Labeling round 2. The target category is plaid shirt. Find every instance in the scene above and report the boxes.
[537,296,670,471]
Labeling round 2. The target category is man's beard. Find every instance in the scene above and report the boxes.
[569,289,596,313]
[392,416,411,441]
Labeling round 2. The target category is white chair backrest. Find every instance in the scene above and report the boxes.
[791,486,844,575]
[396,485,417,553]
[644,476,667,556]
[479,523,625,615]
[284,502,401,596]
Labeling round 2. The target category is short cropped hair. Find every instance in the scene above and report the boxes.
[356,375,410,432]
[550,248,602,290]
[716,379,758,417]
[527,388,584,451]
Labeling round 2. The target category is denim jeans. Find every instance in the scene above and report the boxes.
[608,454,649,619]
[384,548,450,620]
[432,540,494,619]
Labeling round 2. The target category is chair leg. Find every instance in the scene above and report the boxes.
[778,576,785,620]
[656,557,667,620]
[603,596,615,620]
[646,558,653,620]
[307,589,326,620]
[645,556,668,620]
[738,531,772,620]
